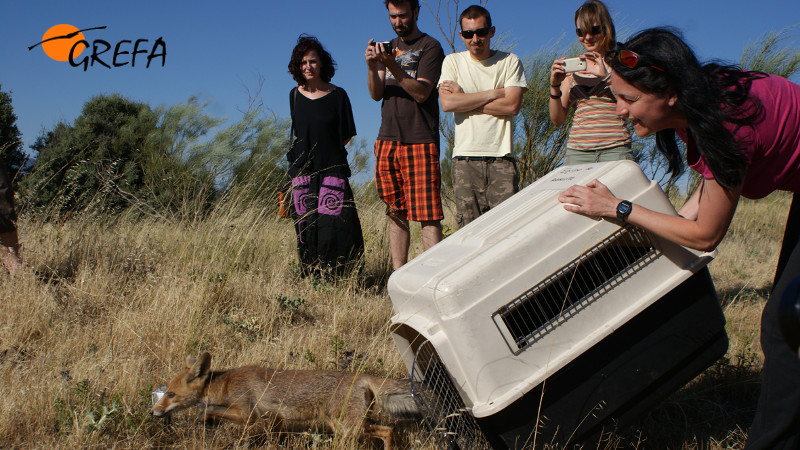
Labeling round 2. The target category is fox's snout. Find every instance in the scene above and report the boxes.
[150,401,169,417]
[150,395,175,418]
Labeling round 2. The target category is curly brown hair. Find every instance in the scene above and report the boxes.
[287,34,336,86]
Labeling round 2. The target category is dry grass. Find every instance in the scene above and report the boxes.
[0,189,790,449]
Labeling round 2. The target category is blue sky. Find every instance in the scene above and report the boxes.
[2,0,799,166]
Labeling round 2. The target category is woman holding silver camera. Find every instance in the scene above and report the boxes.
[549,0,632,166]
[286,35,363,278]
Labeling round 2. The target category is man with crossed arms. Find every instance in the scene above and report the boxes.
[439,5,527,229]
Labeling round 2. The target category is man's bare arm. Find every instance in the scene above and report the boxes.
[439,81,502,112]
[479,86,525,115]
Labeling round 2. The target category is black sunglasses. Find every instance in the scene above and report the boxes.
[460,27,491,39]
[575,24,602,36]
[611,49,665,72]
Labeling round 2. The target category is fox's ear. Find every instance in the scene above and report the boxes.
[185,356,196,369]
[188,352,211,381]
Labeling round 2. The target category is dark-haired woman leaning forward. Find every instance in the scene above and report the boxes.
[287,35,364,278]
[558,27,800,449]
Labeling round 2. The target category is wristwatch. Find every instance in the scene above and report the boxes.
[616,200,632,222]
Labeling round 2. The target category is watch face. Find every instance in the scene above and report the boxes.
[617,201,632,219]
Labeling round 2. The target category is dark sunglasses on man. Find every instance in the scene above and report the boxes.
[460,27,492,39]
[575,24,602,36]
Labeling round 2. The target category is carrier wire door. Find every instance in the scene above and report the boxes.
[411,339,491,449]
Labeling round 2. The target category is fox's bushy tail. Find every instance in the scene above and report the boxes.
[365,376,420,419]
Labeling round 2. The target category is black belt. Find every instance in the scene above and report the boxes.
[454,155,515,162]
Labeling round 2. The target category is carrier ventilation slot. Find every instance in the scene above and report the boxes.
[411,340,491,450]
[495,226,659,353]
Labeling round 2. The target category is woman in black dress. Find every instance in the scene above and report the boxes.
[286,35,364,278]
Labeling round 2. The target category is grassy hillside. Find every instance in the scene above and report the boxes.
[0,189,790,449]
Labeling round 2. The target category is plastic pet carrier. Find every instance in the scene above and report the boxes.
[388,161,728,449]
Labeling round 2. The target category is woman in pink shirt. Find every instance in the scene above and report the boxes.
[559,27,800,449]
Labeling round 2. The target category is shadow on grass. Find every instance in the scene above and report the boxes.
[358,267,392,293]
[718,283,773,307]
[617,350,761,447]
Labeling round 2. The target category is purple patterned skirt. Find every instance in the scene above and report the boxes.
[290,173,364,277]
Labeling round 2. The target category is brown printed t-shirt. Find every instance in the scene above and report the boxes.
[377,33,444,145]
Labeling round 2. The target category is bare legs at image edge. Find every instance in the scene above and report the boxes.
[0,230,23,277]
[0,163,23,278]
[388,216,442,270]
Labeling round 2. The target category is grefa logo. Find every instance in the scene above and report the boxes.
[28,24,166,71]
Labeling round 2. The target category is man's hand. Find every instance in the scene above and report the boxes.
[365,39,380,69]
[366,39,387,101]
[374,42,396,67]
[439,81,507,113]
[439,80,464,94]
[366,39,395,69]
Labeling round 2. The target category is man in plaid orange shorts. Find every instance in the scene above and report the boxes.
[366,0,445,269]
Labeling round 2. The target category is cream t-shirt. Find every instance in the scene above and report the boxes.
[439,50,527,157]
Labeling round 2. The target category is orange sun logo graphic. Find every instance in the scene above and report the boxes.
[40,24,87,61]
[28,25,106,62]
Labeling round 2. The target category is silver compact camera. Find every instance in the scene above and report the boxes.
[564,57,587,72]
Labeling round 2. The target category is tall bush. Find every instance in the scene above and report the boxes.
[0,84,29,181]
[21,95,219,221]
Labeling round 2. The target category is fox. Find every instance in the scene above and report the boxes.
[150,352,420,449]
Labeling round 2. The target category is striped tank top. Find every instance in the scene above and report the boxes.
[566,74,631,152]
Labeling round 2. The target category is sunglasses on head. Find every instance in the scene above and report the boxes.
[460,27,491,39]
[575,24,602,36]
[613,49,665,72]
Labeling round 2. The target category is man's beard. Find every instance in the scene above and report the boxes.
[394,23,414,37]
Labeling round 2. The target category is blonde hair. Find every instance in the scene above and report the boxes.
[574,0,616,52]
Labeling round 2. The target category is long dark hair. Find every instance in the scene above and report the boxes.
[607,27,765,189]
[287,34,336,86]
